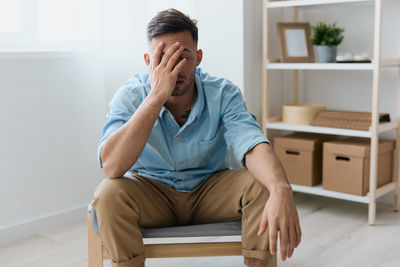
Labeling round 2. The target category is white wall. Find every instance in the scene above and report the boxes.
[0,52,106,245]
[101,0,148,102]
[195,0,244,91]
[243,0,285,123]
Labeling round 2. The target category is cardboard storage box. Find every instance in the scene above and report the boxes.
[323,138,395,196]
[274,133,333,186]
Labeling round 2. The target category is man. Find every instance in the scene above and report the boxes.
[93,8,301,267]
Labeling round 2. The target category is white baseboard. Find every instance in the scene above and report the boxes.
[0,203,89,247]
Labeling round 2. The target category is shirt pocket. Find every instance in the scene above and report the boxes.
[185,128,226,168]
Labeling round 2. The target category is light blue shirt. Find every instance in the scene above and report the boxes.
[98,68,270,192]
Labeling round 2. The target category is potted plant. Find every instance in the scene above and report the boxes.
[310,22,344,63]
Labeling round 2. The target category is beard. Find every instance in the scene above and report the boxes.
[171,70,196,97]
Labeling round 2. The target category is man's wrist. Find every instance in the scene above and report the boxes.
[268,182,292,194]
[144,93,166,109]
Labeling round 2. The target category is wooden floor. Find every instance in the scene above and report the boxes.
[1,193,400,267]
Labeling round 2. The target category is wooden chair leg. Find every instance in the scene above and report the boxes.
[88,214,104,267]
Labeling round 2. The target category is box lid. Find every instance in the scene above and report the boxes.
[323,138,395,158]
[274,133,331,151]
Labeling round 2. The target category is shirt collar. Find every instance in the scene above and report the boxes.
[191,74,205,120]
[158,105,167,118]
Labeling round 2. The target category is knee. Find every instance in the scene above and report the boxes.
[241,170,270,202]
[93,178,135,214]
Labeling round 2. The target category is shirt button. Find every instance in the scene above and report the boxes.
[179,161,184,165]
[175,136,180,141]
[176,181,181,184]
[176,172,180,177]
[166,112,170,116]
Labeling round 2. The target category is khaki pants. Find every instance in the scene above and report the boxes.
[92,169,271,267]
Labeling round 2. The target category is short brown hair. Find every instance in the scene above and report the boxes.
[147,9,198,43]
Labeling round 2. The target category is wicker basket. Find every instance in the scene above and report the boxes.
[311,110,391,130]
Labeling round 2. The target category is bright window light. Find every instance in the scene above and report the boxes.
[0,0,22,33]
[37,0,95,42]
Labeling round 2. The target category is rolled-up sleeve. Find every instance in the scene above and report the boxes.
[221,85,270,164]
[97,85,143,167]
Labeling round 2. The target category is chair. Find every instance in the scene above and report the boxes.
[87,209,278,267]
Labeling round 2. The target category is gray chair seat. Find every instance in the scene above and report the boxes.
[141,220,242,238]
[89,203,241,239]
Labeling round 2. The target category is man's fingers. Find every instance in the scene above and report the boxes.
[279,224,289,262]
[166,46,184,71]
[159,42,181,67]
[295,220,302,248]
[151,42,164,68]
[258,214,268,236]
[172,57,186,76]
[288,224,296,258]
[269,222,278,256]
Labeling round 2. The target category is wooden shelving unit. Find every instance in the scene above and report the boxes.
[262,0,400,225]
[267,0,373,8]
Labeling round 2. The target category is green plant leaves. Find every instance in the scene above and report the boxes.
[310,22,344,47]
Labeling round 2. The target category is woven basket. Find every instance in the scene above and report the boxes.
[311,110,391,130]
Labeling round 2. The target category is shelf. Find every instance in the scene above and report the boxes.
[291,184,370,203]
[292,182,397,203]
[267,0,373,8]
[267,63,374,70]
[266,121,398,137]
[266,59,400,70]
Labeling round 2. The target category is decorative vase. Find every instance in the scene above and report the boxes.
[316,45,337,63]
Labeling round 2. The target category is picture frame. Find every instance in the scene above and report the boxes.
[277,22,315,63]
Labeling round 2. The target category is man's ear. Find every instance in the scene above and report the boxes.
[144,53,150,66]
[196,49,203,66]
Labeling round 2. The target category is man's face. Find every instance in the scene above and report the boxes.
[146,31,202,96]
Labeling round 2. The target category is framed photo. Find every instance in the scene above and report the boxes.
[277,22,314,63]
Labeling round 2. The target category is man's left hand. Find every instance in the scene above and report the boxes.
[257,184,301,262]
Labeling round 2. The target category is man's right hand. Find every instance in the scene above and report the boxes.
[101,43,186,179]
[148,41,187,103]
